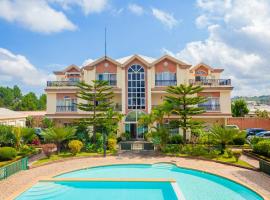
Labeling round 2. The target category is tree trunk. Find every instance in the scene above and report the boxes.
[57,142,61,154]
[220,142,225,154]
[183,128,187,144]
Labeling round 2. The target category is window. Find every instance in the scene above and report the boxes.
[127,64,145,109]
[96,73,117,86]
[198,97,220,111]
[56,96,77,112]
[155,72,176,86]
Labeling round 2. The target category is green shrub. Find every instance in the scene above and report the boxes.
[253,140,270,157]
[19,145,37,156]
[162,144,181,153]
[85,143,103,153]
[189,145,208,156]
[108,138,117,151]
[21,127,36,144]
[68,140,83,155]
[233,136,245,145]
[250,137,265,145]
[168,135,183,144]
[0,125,16,147]
[108,133,117,140]
[0,147,17,161]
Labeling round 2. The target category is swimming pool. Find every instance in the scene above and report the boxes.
[16,163,264,200]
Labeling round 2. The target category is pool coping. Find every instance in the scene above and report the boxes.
[7,161,268,200]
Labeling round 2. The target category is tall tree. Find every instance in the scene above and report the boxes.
[38,94,47,110]
[77,80,114,143]
[165,84,206,143]
[20,92,39,111]
[231,99,249,117]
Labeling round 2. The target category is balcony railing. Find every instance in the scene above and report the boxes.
[189,79,231,86]
[56,106,77,112]
[47,81,79,87]
[155,80,177,86]
[198,104,220,111]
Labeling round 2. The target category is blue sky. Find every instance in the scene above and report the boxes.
[0,0,270,97]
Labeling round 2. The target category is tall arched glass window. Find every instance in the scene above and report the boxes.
[127,64,145,109]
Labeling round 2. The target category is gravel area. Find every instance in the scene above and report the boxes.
[1,154,270,200]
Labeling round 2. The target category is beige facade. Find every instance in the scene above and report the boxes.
[45,54,233,139]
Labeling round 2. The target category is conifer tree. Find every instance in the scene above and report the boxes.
[76,80,114,143]
[165,84,206,143]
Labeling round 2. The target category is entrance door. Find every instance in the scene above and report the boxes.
[130,123,137,139]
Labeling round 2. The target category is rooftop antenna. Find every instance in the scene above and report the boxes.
[104,27,107,59]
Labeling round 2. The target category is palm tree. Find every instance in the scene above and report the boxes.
[42,127,76,154]
[209,125,237,154]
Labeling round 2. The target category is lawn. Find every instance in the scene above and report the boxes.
[32,151,115,166]
[164,153,253,169]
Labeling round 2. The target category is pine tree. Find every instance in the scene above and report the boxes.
[165,84,206,143]
[76,80,114,143]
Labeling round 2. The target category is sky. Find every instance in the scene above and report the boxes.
[0,0,270,97]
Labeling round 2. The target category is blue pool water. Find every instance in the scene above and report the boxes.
[15,181,178,200]
[16,163,263,200]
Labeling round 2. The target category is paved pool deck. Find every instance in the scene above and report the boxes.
[1,153,270,200]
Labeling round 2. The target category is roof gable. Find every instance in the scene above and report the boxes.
[151,55,191,68]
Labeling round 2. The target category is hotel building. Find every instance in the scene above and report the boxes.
[45,54,233,139]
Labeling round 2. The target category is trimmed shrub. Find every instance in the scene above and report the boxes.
[253,140,270,157]
[233,136,245,145]
[168,135,183,144]
[19,145,37,156]
[108,138,117,151]
[0,147,17,161]
[68,140,83,155]
[42,143,57,158]
[250,137,265,145]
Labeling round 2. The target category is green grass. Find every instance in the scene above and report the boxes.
[164,152,254,169]
[213,156,253,168]
[32,151,115,166]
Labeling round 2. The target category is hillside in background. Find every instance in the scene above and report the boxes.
[232,95,270,105]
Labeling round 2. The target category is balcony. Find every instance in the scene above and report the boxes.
[56,106,77,112]
[189,79,231,86]
[47,81,79,87]
[198,104,220,111]
[155,80,177,86]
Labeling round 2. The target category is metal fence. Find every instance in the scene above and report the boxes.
[0,157,28,180]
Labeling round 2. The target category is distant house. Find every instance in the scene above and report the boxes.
[0,108,27,127]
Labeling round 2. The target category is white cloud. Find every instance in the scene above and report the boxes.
[0,0,76,34]
[49,0,108,15]
[165,0,270,96]
[152,8,178,29]
[128,3,144,16]
[0,48,53,86]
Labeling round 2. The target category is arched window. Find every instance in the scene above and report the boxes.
[127,64,145,109]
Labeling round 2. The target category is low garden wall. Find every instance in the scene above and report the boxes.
[227,118,270,130]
